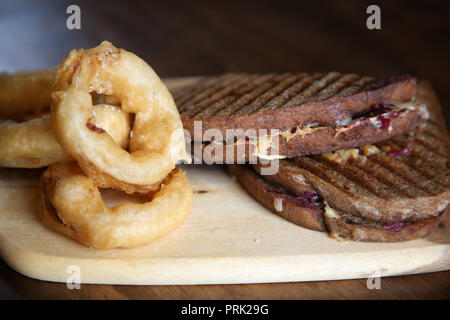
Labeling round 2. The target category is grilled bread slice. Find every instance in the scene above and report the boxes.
[173,72,426,162]
[230,80,449,242]
[175,72,417,137]
[229,164,444,242]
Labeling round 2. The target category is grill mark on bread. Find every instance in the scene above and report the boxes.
[299,140,445,200]
[382,136,448,170]
[299,145,448,221]
[281,72,342,108]
[205,74,276,116]
[369,153,438,195]
[389,124,449,159]
[390,139,448,172]
[288,72,344,103]
[176,74,236,111]
[390,146,450,195]
[335,76,375,96]
[281,162,309,177]
[292,157,377,198]
[213,74,291,117]
[364,155,431,195]
[186,74,260,117]
[176,88,210,111]
[314,73,360,100]
[196,74,274,118]
[315,156,403,199]
[354,157,426,197]
[421,130,449,145]
[414,135,448,158]
[193,95,238,119]
[235,73,305,115]
[417,129,450,147]
[172,80,208,108]
[375,141,445,193]
[177,74,245,114]
[192,74,272,117]
[256,73,323,112]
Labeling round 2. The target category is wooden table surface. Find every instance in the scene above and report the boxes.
[0,0,449,299]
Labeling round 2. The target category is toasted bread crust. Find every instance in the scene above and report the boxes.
[324,208,443,242]
[175,73,416,140]
[253,161,316,195]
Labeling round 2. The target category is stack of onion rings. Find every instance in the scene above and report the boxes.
[0,41,193,249]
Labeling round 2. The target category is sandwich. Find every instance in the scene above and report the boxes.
[173,72,428,163]
[228,81,449,242]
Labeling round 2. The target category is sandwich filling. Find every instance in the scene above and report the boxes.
[324,202,413,231]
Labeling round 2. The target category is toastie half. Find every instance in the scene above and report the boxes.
[173,72,428,162]
[228,81,449,242]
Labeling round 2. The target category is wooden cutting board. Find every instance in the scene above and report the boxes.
[0,78,448,285]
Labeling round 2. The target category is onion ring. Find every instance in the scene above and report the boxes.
[39,162,193,249]
[52,41,187,185]
[76,158,160,195]
[0,68,57,119]
[0,104,130,168]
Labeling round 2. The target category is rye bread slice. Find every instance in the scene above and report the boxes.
[228,164,446,242]
[193,99,427,163]
[253,80,450,224]
[322,204,443,242]
[174,72,417,140]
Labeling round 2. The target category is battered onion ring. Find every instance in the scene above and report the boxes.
[52,41,187,186]
[76,158,160,195]
[0,68,57,119]
[39,162,193,249]
[0,104,130,168]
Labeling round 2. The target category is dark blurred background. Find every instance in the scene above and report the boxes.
[1,0,449,125]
